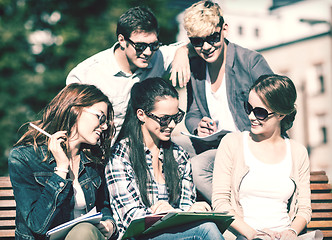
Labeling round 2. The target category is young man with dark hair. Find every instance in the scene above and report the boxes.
[67,6,189,140]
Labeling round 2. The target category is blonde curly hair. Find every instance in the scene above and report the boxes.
[184,0,224,37]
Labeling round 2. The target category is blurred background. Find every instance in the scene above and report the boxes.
[1,0,331,182]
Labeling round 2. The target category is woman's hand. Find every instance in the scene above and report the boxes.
[150,200,174,214]
[48,131,69,166]
[48,131,69,178]
[254,228,280,240]
[97,220,116,239]
[279,229,297,240]
[197,117,217,137]
[188,201,211,212]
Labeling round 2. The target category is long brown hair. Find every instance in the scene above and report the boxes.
[15,83,115,164]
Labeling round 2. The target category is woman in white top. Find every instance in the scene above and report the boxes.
[212,74,320,239]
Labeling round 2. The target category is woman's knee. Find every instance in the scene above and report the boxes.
[65,222,104,240]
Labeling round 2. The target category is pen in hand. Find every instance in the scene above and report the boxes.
[29,123,52,138]
[30,123,68,151]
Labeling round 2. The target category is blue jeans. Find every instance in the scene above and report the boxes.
[138,221,224,240]
[191,149,216,204]
[236,235,248,240]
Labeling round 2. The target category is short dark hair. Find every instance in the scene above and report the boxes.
[116,6,159,39]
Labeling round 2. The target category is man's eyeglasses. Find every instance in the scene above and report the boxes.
[145,109,185,127]
[125,37,161,53]
[189,30,222,48]
[244,102,275,121]
[84,108,108,126]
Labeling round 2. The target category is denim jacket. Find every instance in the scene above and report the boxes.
[8,144,115,240]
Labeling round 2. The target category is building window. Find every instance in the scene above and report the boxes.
[238,25,243,36]
[315,64,325,94]
[321,126,327,144]
[254,27,260,38]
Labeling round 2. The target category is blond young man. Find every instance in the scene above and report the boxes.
[173,0,273,205]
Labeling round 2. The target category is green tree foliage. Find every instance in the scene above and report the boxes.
[0,0,181,175]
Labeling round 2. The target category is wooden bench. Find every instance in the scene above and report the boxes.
[0,176,15,239]
[1,171,332,239]
[308,171,332,239]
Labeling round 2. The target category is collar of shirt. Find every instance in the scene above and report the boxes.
[143,145,164,165]
[111,42,154,77]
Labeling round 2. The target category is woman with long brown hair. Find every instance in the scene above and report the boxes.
[8,83,117,240]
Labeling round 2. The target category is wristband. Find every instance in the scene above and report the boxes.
[288,227,298,236]
[54,167,69,174]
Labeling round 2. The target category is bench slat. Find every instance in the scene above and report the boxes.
[0,210,16,218]
[0,200,16,208]
[311,183,332,191]
[311,193,332,201]
[308,220,332,228]
[312,212,332,219]
[310,174,329,183]
[310,171,327,175]
[0,219,15,228]
[0,189,14,198]
[0,177,12,189]
[312,202,332,210]
[0,229,15,238]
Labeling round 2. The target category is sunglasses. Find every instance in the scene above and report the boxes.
[125,37,161,53]
[145,109,185,127]
[84,108,108,126]
[189,30,222,48]
[244,102,275,120]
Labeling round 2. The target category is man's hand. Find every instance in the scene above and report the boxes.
[170,45,191,88]
[197,117,217,137]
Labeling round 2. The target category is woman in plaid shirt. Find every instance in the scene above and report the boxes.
[105,77,224,240]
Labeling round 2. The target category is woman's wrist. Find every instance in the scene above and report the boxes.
[287,227,298,236]
[54,167,69,173]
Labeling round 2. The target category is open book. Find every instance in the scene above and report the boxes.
[46,207,102,240]
[181,129,231,142]
[122,211,234,240]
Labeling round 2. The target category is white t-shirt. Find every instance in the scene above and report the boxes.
[205,67,237,132]
[73,179,87,219]
[239,132,295,231]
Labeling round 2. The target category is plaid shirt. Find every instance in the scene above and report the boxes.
[105,138,196,239]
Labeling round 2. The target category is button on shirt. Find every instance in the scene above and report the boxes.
[66,42,183,140]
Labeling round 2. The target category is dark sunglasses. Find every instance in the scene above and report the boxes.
[84,108,109,126]
[145,109,185,127]
[244,102,275,120]
[189,30,222,48]
[125,37,161,52]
